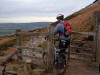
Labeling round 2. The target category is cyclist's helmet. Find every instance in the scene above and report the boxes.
[56,14,64,20]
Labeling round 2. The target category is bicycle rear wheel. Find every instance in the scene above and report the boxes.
[55,54,67,75]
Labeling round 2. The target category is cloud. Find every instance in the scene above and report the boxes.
[0,16,56,23]
[0,0,95,22]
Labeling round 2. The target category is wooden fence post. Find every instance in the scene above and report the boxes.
[16,29,22,46]
[16,29,22,59]
[46,26,54,72]
[95,12,100,72]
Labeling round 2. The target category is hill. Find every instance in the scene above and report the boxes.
[51,0,100,32]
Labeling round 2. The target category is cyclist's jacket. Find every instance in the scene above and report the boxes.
[54,20,71,41]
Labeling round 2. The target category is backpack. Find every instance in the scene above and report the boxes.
[61,21,71,37]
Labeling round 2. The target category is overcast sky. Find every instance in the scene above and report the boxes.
[0,0,95,23]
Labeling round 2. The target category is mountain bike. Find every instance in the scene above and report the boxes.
[53,39,68,75]
[43,38,68,75]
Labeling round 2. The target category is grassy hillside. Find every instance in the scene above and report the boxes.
[51,2,100,32]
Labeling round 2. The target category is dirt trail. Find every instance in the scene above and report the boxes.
[65,59,99,75]
[43,59,100,75]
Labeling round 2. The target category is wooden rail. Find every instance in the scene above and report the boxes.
[17,32,47,36]
[72,31,95,36]
[16,46,43,51]
[71,52,93,57]
[0,49,17,64]
[70,46,92,51]
[16,31,95,37]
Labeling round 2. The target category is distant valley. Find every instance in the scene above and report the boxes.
[0,22,52,37]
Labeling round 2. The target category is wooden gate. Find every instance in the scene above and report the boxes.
[70,31,95,61]
[16,27,55,74]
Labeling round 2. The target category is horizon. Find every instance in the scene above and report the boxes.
[0,21,53,24]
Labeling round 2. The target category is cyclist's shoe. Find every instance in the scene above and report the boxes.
[64,64,66,68]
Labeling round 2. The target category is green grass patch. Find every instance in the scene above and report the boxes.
[22,35,31,41]
[38,41,47,49]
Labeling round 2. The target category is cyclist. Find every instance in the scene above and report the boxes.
[54,14,71,53]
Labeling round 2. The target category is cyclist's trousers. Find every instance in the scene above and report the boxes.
[59,40,70,52]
